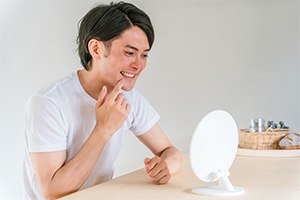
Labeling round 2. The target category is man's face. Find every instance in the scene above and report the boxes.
[98,26,150,91]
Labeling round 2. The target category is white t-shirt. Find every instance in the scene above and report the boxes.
[23,72,160,199]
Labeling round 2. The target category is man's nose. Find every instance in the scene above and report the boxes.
[130,57,145,71]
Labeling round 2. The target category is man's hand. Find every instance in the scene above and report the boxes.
[95,81,130,137]
[144,156,171,184]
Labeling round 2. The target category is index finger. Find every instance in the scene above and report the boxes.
[108,80,124,102]
[144,158,151,165]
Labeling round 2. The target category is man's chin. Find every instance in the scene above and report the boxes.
[122,85,134,91]
[120,78,137,91]
[121,81,136,91]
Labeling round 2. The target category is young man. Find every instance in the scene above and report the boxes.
[23,2,181,200]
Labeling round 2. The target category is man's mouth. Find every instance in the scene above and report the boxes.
[120,71,135,78]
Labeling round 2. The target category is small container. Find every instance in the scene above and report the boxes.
[249,118,258,133]
[257,118,265,133]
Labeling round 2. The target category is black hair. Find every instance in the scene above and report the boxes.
[77,1,154,70]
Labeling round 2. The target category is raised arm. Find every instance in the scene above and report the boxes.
[137,124,182,184]
[30,82,130,199]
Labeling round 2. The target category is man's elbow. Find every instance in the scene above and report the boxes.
[42,186,78,200]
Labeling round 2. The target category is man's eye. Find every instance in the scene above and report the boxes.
[142,54,148,58]
[125,51,134,56]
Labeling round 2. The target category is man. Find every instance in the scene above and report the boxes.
[23,2,181,199]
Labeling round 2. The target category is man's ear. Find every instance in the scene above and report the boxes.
[87,39,103,59]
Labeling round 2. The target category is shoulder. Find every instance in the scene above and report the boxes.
[127,89,160,136]
[24,94,59,119]
[25,74,75,114]
[38,74,74,98]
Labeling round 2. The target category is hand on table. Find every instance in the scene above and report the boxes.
[144,156,171,184]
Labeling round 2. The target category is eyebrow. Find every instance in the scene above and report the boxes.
[125,45,150,52]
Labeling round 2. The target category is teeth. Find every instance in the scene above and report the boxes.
[121,71,135,78]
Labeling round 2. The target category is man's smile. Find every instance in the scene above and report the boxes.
[120,71,135,78]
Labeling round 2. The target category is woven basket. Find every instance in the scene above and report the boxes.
[239,129,289,150]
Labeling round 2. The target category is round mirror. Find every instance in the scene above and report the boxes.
[189,110,245,196]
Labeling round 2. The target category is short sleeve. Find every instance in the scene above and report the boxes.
[24,95,67,152]
[129,90,160,136]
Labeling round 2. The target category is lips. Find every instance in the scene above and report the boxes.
[120,71,135,78]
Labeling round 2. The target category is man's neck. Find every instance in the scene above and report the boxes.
[77,69,105,100]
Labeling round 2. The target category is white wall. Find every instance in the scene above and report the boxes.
[1,0,299,199]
